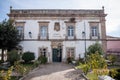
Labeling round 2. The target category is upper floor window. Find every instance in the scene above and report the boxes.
[91,26,98,37]
[89,22,99,39]
[16,26,24,39]
[68,26,74,37]
[40,26,47,38]
[38,22,49,40]
[65,22,75,39]
[15,22,25,40]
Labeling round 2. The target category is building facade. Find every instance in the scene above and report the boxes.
[107,36,120,56]
[8,7,107,62]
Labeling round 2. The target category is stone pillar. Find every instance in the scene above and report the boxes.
[100,16,107,54]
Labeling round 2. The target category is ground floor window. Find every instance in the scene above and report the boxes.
[39,48,47,57]
[66,48,75,58]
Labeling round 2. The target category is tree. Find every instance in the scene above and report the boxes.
[87,42,104,55]
[0,19,20,62]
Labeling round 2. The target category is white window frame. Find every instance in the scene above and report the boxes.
[16,26,24,39]
[67,26,74,39]
[91,26,98,37]
[39,48,47,57]
[40,26,48,39]
[66,47,75,58]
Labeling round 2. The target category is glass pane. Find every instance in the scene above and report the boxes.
[68,29,70,36]
[71,29,74,36]
[68,26,74,37]
[67,48,74,57]
[41,26,47,37]
[16,26,23,36]
[40,48,46,57]
[91,26,98,36]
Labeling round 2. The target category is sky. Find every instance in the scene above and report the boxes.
[0,0,120,37]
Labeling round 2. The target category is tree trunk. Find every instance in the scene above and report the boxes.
[1,49,4,62]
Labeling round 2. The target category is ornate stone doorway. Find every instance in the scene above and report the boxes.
[51,41,62,62]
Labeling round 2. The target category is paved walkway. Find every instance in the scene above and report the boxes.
[22,63,85,80]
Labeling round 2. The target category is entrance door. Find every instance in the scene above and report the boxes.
[52,48,62,62]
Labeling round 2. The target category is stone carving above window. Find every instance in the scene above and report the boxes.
[54,22,60,31]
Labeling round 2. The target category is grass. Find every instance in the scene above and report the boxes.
[86,72,98,80]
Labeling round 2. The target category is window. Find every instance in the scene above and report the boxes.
[65,22,75,39]
[91,26,98,37]
[68,26,74,37]
[39,48,47,57]
[40,26,47,38]
[38,22,49,40]
[89,22,99,39]
[67,48,75,58]
[15,22,25,39]
[16,26,24,39]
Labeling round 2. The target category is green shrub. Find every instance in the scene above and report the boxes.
[38,55,47,64]
[67,57,74,63]
[0,60,3,64]
[22,51,35,63]
[77,53,107,75]
[0,66,13,80]
[14,61,28,76]
[109,68,120,80]
[33,60,40,68]
[87,42,104,55]
[7,50,20,65]
[107,54,117,65]
[77,63,90,75]
[86,52,107,69]
[86,72,98,80]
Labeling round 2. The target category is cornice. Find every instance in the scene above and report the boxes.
[8,9,107,18]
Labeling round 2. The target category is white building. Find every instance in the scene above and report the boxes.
[8,7,107,62]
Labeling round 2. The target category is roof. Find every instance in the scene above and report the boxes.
[8,8,106,17]
[107,35,120,40]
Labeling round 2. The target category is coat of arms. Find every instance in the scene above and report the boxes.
[54,22,60,31]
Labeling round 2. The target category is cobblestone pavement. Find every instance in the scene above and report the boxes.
[22,63,85,80]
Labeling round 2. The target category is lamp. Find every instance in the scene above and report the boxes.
[29,31,32,38]
[82,31,85,38]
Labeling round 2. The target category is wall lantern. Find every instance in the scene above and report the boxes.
[29,31,32,38]
[82,31,85,38]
